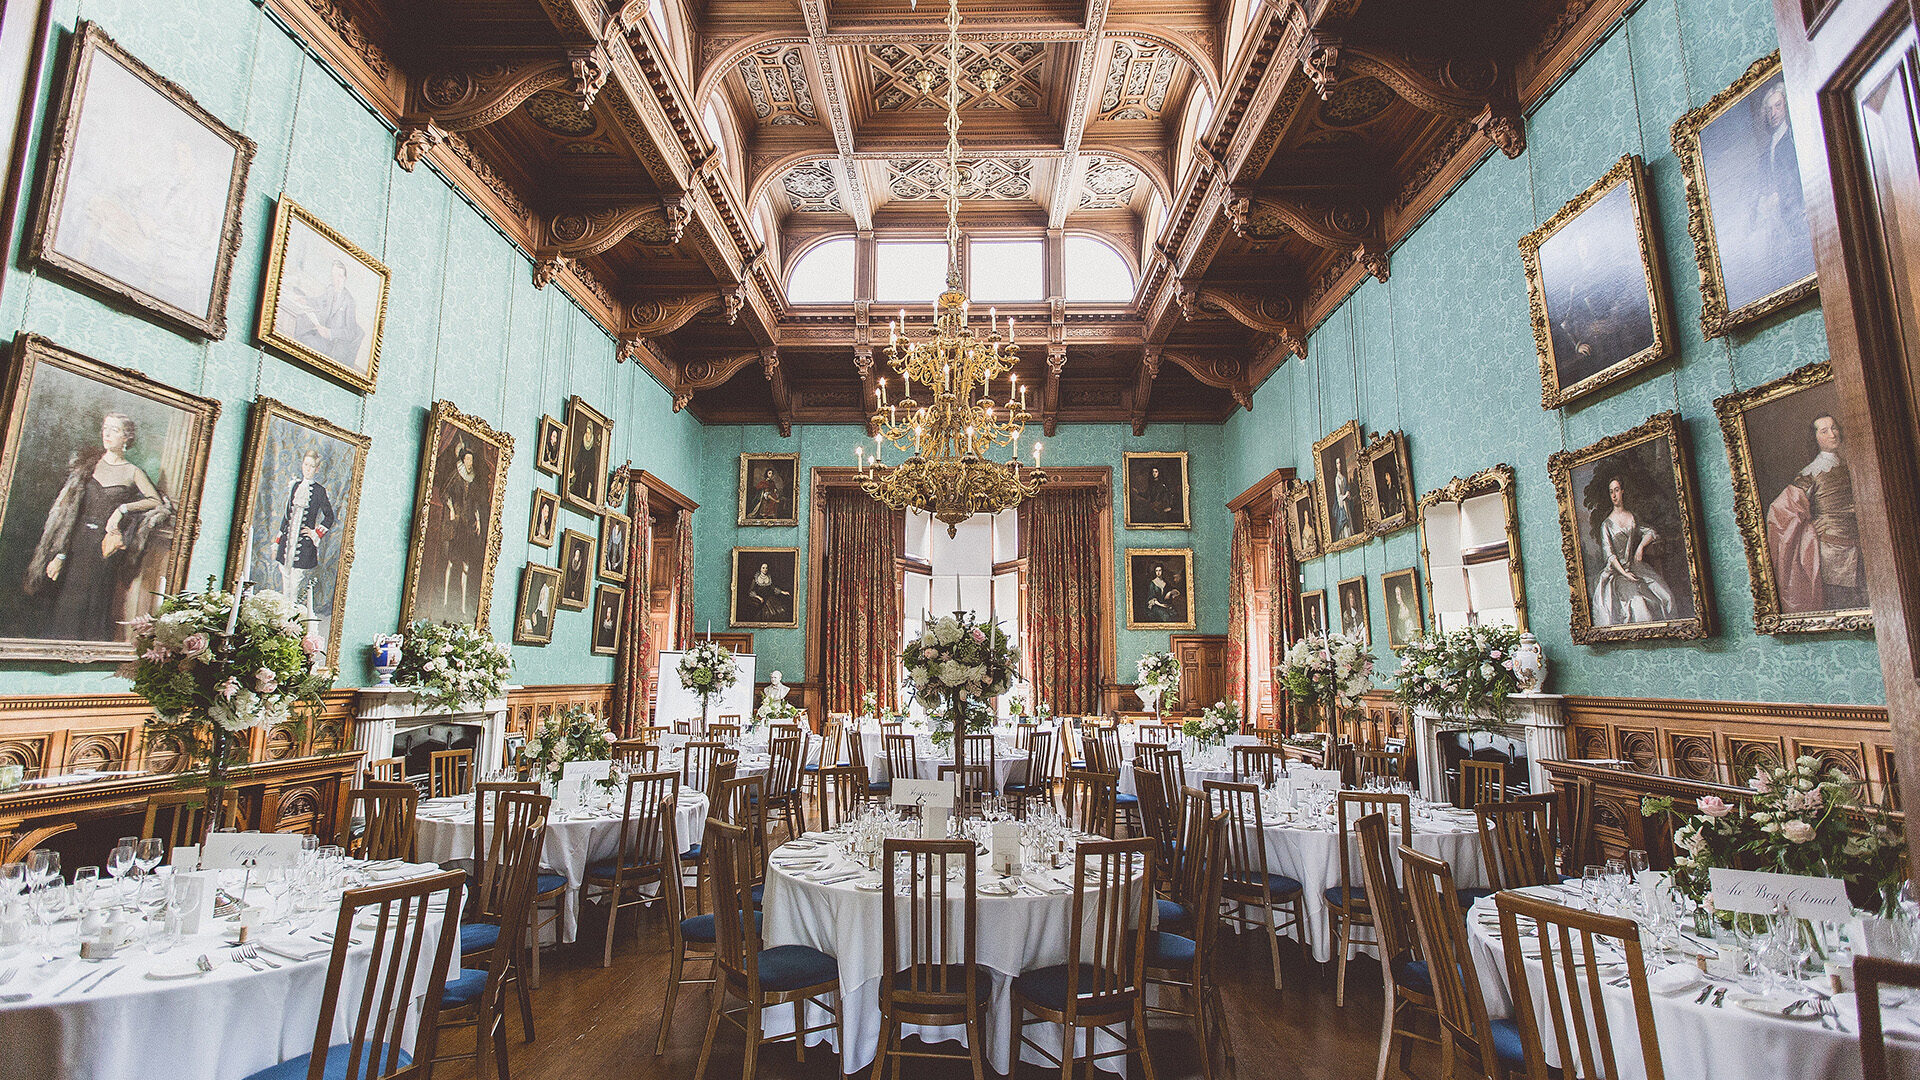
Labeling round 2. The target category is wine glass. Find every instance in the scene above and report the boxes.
[133,839,164,902]
[69,867,100,911]
[29,881,68,951]
[0,862,25,916]
[1580,865,1606,910]
[25,849,58,891]
[105,842,134,903]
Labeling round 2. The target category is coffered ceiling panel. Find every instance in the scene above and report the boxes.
[1095,38,1180,121]
[1076,155,1141,210]
[887,156,1033,201]
[863,40,1049,112]
[781,160,846,212]
[738,45,819,126]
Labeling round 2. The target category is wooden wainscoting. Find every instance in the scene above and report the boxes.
[0,689,358,777]
[506,684,615,741]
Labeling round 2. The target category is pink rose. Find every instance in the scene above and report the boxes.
[1781,820,1815,844]
[1696,796,1731,819]
[300,634,324,655]
[253,666,279,694]
[218,677,240,700]
[971,628,986,643]
[181,632,209,657]
[923,648,938,659]
[1749,772,1772,794]
[1490,650,1502,659]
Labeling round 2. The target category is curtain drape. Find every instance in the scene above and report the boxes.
[611,483,652,737]
[1225,510,1253,721]
[1022,487,1103,715]
[816,488,900,714]
[673,509,694,648]
[1271,493,1300,731]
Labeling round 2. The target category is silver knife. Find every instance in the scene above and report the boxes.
[79,966,121,994]
[49,964,95,998]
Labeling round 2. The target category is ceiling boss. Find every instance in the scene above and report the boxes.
[854,0,1044,536]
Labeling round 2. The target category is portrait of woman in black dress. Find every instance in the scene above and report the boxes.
[24,412,165,641]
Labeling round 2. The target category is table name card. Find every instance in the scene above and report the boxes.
[202,832,304,871]
[555,777,588,813]
[562,759,611,781]
[1708,867,1851,919]
[891,777,957,809]
[990,821,1023,875]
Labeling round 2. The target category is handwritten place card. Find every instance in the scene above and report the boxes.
[555,777,588,814]
[1708,867,1852,919]
[891,777,957,810]
[562,759,611,782]
[990,821,1024,875]
[202,831,305,872]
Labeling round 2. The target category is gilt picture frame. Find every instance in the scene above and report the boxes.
[1382,567,1425,651]
[1360,430,1415,536]
[591,585,624,656]
[534,415,565,477]
[1313,420,1367,554]
[560,396,611,516]
[1125,548,1196,630]
[557,528,594,612]
[528,488,558,548]
[256,196,390,393]
[1336,575,1372,649]
[400,401,512,630]
[1299,589,1327,638]
[737,452,799,526]
[1123,451,1190,529]
[730,547,799,628]
[1285,479,1321,560]
[598,510,631,584]
[513,563,559,646]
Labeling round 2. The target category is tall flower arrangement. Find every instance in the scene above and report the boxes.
[901,612,1016,761]
[1389,624,1524,728]
[1136,650,1180,720]
[1183,700,1241,746]
[393,620,513,713]
[678,639,737,723]
[1278,632,1375,731]
[521,705,614,787]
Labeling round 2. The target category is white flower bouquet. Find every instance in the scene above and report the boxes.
[1279,632,1375,729]
[394,620,513,713]
[678,639,737,717]
[900,613,1017,711]
[522,705,614,787]
[1136,651,1181,694]
[1389,623,1524,728]
[1183,700,1241,746]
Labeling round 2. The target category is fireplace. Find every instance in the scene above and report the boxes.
[393,721,482,782]
[350,686,513,781]
[1407,694,1568,803]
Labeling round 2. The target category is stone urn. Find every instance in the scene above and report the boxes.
[1511,633,1548,693]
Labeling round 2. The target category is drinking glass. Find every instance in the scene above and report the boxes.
[0,862,25,916]
[1626,849,1650,878]
[104,843,134,902]
[29,881,68,949]
[1580,865,1606,910]
[70,867,99,910]
[25,849,58,891]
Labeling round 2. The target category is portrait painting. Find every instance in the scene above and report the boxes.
[513,563,559,646]
[1299,590,1327,638]
[730,547,798,628]
[226,398,369,671]
[591,585,624,656]
[1548,411,1712,643]
[1125,548,1196,630]
[535,415,565,477]
[1360,430,1415,536]
[558,529,594,611]
[1674,53,1817,337]
[599,510,630,584]
[1337,576,1372,649]
[1313,420,1367,554]
[400,401,512,630]
[561,396,611,516]
[0,333,220,661]
[1714,362,1872,634]
[27,22,254,339]
[737,453,799,526]
[1521,154,1673,409]
[1123,452,1190,529]
[1285,480,1320,560]
[257,197,390,393]
[1382,568,1425,651]
[528,488,558,548]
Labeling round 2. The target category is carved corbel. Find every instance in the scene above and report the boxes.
[568,45,610,111]
[396,58,573,168]
[1164,350,1254,412]
[722,283,745,324]
[622,289,728,341]
[531,255,574,290]
[672,351,762,410]
[395,120,448,171]
[538,195,688,264]
[1133,347,1162,436]
[761,347,793,437]
[855,344,879,435]
[1300,27,1525,159]
[1178,282,1302,338]
[1225,189,1389,282]
[1043,344,1066,437]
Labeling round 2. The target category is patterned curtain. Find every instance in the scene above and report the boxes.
[1270,493,1301,731]
[673,509,695,648]
[817,488,901,714]
[1225,510,1253,721]
[1023,487,1102,715]
[611,484,652,737]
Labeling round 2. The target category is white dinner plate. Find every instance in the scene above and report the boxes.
[144,954,209,980]
[1735,995,1818,1020]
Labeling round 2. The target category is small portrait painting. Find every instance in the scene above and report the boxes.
[1313,420,1367,553]
[1521,155,1672,409]
[1123,452,1190,529]
[528,489,558,548]
[599,511,630,584]
[731,547,798,628]
[1360,431,1414,536]
[228,398,370,670]
[257,197,390,393]
[1125,548,1196,630]
[1715,362,1871,634]
[27,23,255,339]
[561,396,611,515]
[1286,480,1320,560]
[401,401,512,630]
[513,563,560,646]
[1299,590,1327,638]
[1674,54,1817,337]
[0,334,220,661]
[738,453,799,526]
[1337,576,1371,648]
[1549,411,1712,643]
[591,585,624,656]
[1382,568,1425,651]
[558,529,594,611]
[535,415,565,477]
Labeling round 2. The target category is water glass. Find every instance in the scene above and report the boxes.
[70,867,100,910]
[1580,865,1606,909]
[25,849,59,891]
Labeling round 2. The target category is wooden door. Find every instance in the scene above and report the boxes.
[1170,634,1227,715]
[1247,513,1275,727]
[1774,0,1920,871]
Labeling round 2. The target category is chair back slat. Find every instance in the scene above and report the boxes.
[705,751,739,808]
[1560,776,1595,873]
[614,771,677,879]
[1230,745,1281,785]
[1203,781,1274,903]
[309,870,464,1080]
[1460,759,1506,808]
[610,739,660,772]
[1401,848,1501,1073]
[1067,838,1155,1018]
[142,789,239,851]
[707,723,741,743]
[1354,812,1412,963]
[681,740,726,794]
[882,838,977,1003]
[819,764,866,830]
[472,781,540,908]
[885,733,921,782]
[1495,891,1665,1080]
[367,757,406,784]
[348,786,419,862]
[428,749,473,799]
[1064,769,1119,838]
[1153,747,1186,825]
[1336,792,1410,914]
[719,775,767,887]
[1355,748,1408,785]
[1858,956,1920,1080]
[1133,768,1176,862]
[1475,800,1556,891]
[1087,727,1122,776]
[706,817,759,994]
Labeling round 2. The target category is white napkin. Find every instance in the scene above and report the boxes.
[1835,993,1920,1041]
[1646,964,1703,996]
[258,936,331,962]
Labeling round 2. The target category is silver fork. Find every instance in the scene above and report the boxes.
[231,948,263,972]
[0,966,17,986]
[243,944,281,969]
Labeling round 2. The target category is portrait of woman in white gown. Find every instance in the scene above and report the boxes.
[1588,473,1676,625]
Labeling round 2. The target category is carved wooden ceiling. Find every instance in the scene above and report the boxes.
[274,0,1638,436]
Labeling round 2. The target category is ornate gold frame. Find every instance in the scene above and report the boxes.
[534,415,565,476]
[1122,451,1191,530]
[1285,479,1321,560]
[1713,361,1872,635]
[1416,463,1530,634]
[399,400,513,630]
[26,22,255,339]
[1381,567,1425,650]
[1299,589,1327,636]
[528,488,558,547]
[1335,574,1372,646]
[512,563,559,645]
[1359,429,1415,536]
[560,396,611,515]
[0,333,222,662]
[730,546,800,629]
[1547,411,1713,643]
[557,528,595,611]
[255,196,391,393]
[1672,53,1818,338]
[597,510,631,584]
[1520,154,1674,409]
[225,396,371,668]
[737,452,800,526]
[591,585,625,656]
[1124,547,1197,630]
[1312,419,1368,554]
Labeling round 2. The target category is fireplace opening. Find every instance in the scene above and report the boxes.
[393,722,481,783]
[1438,729,1528,805]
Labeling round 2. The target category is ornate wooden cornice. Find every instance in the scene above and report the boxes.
[1163,349,1252,411]
[1223,187,1389,282]
[531,195,691,286]
[1298,23,1525,159]
[394,47,609,170]
[672,351,762,411]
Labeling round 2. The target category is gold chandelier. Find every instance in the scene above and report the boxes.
[855,0,1044,537]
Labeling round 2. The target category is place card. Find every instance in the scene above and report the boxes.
[170,871,211,935]
[554,777,588,813]
[562,759,612,781]
[1708,867,1851,919]
[202,831,304,872]
[892,777,956,839]
[990,822,1023,875]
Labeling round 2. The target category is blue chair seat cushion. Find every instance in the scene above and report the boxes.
[887,964,994,1004]
[750,882,765,907]
[241,1043,413,1080]
[1325,884,1363,908]
[1067,760,1087,770]
[1390,952,1432,996]
[680,910,762,943]
[1146,931,1196,970]
[867,779,891,793]
[1155,897,1190,932]
[585,856,660,881]
[681,843,704,862]
[535,872,567,895]
[1488,1017,1526,1068]
[458,921,500,954]
[1456,887,1497,907]
[1012,963,1107,1011]
[1223,871,1303,898]
[757,944,839,992]
[1115,793,1139,807]
[439,967,488,1008]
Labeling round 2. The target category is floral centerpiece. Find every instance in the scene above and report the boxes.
[124,580,333,802]
[677,639,737,725]
[1006,690,1029,719]
[1646,756,1906,914]
[1136,651,1180,719]
[1183,700,1241,746]
[755,686,798,731]
[522,705,615,788]
[1389,624,1524,730]
[392,620,513,713]
[858,690,881,723]
[1279,632,1375,732]
[901,612,1016,764]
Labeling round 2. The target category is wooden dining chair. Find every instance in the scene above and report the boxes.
[466,782,567,991]
[1086,725,1122,775]
[1132,768,1178,875]
[1063,768,1120,838]
[681,740,726,797]
[1401,848,1523,1080]
[1458,759,1506,809]
[884,732,921,784]
[1496,890,1665,1080]
[458,787,543,1033]
[141,789,239,851]
[1204,779,1305,991]
[1146,796,1231,1080]
[1152,746,1187,825]
[347,785,418,862]
[1230,745,1282,786]
[1136,722,1172,746]
[707,723,741,743]
[582,771,675,967]
[1355,749,1408,786]
[1357,812,1438,1080]
[1003,728,1055,816]
[429,749,474,799]
[431,807,544,1080]
[1857,955,1920,1080]
[763,735,807,841]
[692,817,843,1080]
[878,838,989,1080]
[816,764,867,831]
[654,801,725,1056]
[674,720,694,736]
[366,756,406,784]
[237,870,464,1080]
[718,775,769,907]
[843,724,890,801]
[611,739,660,772]
[879,720,904,740]
[1329,791,1411,1006]
[1475,801,1557,892]
[1010,837,1158,1079]
[1557,776,1595,876]
[767,722,800,744]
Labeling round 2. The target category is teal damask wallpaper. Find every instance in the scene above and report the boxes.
[1223,0,1885,705]
[0,0,700,694]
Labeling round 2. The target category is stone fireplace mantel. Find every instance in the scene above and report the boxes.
[350,686,517,777]
[1410,694,1567,802]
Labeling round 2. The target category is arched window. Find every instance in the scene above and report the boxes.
[1063,235,1135,302]
[786,237,857,304]
[702,101,731,179]
[874,240,950,303]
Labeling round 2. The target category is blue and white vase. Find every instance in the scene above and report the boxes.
[371,635,404,687]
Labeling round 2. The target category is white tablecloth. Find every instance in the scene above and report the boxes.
[856,731,1030,791]
[414,789,708,942]
[0,862,451,1080]
[1465,888,1919,1080]
[1116,744,1236,796]
[759,835,1145,1074]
